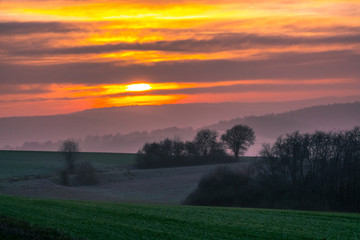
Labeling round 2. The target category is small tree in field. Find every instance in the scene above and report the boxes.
[58,139,80,172]
[221,124,255,160]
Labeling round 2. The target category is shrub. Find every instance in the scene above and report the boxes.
[59,169,70,186]
[58,162,98,186]
[184,167,254,206]
[74,162,98,185]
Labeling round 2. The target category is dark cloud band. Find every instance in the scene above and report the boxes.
[0,21,78,35]
[3,32,360,56]
[0,50,359,85]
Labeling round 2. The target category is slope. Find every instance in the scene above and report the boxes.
[0,194,359,240]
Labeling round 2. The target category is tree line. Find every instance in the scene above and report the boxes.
[185,127,360,212]
[136,125,255,168]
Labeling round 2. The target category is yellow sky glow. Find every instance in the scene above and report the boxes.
[0,0,359,116]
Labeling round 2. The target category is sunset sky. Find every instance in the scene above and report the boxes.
[1,0,360,117]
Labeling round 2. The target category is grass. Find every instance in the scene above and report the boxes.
[0,194,359,240]
[0,150,136,180]
[0,215,81,240]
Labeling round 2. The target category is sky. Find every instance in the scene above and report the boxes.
[1,0,360,117]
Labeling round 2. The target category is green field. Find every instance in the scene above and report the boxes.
[0,194,359,240]
[1,151,360,239]
[0,150,136,180]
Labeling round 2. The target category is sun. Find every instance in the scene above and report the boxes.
[125,83,152,92]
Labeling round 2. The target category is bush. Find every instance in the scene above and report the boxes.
[58,162,98,186]
[59,169,70,186]
[184,167,254,206]
[74,162,98,185]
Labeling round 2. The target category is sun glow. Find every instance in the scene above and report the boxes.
[125,83,152,92]
[1,0,359,117]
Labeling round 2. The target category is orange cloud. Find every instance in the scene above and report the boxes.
[1,0,360,116]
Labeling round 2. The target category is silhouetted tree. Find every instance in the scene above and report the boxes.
[136,129,231,168]
[185,128,360,212]
[172,139,185,158]
[259,128,360,211]
[58,139,80,172]
[221,124,255,160]
[194,129,221,157]
[136,142,162,168]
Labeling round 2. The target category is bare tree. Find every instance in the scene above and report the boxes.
[58,139,80,172]
[194,129,220,157]
[259,127,360,211]
[221,124,255,160]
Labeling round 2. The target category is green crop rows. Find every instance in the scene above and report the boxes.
[0,194,359,240]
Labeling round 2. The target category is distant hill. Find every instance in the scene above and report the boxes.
[3,101,360,155]
[1,96,359,147]
[209,102,360,136]
[207,102,360,155]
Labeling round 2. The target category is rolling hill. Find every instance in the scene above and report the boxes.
[1,99,360,154]
[208,102,360,155]
[1,96,359,148]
